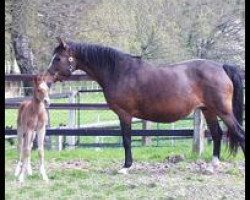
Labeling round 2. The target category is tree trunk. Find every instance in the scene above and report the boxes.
[11,33,36,96]
[11,0,37,96]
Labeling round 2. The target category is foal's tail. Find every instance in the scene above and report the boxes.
[222,64,244,154]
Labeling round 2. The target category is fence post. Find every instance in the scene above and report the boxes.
[142,120,152,146]
[66,91,77,149]
[192,109,206,155]
[57,135,63,151]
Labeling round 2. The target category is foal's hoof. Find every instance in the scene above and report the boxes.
[14,170,20,177]
[118,168,130,175]
[26,168,32,176]
[14,163,22,177]
[18,174,25,183]
[42,175,49,182]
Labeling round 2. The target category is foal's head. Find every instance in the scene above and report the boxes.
[33,75,50,107]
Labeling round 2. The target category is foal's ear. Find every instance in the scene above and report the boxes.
[33,75,38,86]
[33,75,43,86]
[56,37,67,49]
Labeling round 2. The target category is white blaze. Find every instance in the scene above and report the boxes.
[39,82,49,91]
[48,54,56,68]
[39,82,50,104]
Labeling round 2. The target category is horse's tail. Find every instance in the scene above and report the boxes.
[222,64,244,154]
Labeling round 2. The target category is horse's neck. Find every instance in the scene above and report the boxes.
[81,64,115,89]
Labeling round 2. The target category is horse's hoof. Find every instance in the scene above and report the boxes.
[204,165,214,175]
[212,157,220,168]
[118,168,130,174]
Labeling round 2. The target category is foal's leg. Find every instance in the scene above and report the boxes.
[37,126,48,181]
[15,127,23,177]
[202,111,223,167]
[118,116,133,174]
[18,130,33,182]
[27,131,37,176]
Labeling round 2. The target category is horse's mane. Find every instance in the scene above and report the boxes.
[66,42,141,74]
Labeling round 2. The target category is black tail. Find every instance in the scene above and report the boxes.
[222,64,244,154]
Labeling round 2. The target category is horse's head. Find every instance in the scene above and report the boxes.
[47,37,77,82]
[33,75,51,107]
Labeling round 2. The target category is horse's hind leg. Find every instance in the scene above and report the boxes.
[202,110,223,167]
[37,126,48,181]
[15,127,23,177]
[218,112,245,156]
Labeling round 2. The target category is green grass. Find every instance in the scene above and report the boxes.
[5,140,244,200]
[5,84,245,199]
[6,139,244,164]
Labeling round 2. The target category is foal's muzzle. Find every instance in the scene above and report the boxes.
[44,98,50,107]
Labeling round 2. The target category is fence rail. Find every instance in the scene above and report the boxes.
[5,74,245,153]
[5,74,92,81]
[5,128,194,137]
[5,102,109,110]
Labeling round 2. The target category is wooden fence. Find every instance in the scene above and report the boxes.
[5,74,245,154]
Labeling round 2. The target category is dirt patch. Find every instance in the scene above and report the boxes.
[47,159,90,171]
[99,156,244,178]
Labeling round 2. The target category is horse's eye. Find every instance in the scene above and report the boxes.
[54,57,60,62]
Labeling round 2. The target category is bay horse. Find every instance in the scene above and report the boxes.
[15,75,51,182]
[47,37,245,174]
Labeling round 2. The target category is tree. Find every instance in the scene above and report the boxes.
[10,0,38,95]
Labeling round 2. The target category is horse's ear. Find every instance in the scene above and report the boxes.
[56,37,67,49]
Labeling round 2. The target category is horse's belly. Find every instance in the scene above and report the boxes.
[134,109,192,123]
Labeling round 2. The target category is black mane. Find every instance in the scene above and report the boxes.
[66,42,140,74]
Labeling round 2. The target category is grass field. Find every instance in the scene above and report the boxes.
[5,83,245,199]
[5,140,245,200]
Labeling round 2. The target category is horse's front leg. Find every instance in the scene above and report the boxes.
[37,126,48,182]
[118,116,132,174]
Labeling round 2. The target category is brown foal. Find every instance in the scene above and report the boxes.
[15,75,51,182]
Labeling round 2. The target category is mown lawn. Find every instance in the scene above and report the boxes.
[5,140,244,200]
[5,84,245,199]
